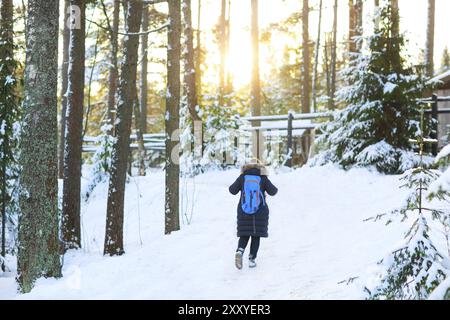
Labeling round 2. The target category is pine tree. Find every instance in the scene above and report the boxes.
[374,0,381,29]
[195,0,203,108]
[348,0,363,53]
[182,0,201,122]
[301,0,310,114]
[140,4,149,133]
[18,0,62,293]
[365,109,449,300]
[329,0,338,110]
[251,0,261,124]
[225,0,232,94]
[355,0,363,52]
[106,0,120,132]
[425,0,435,77]
[265,46,301,115]
[312,0,323,113]
[218,0,226,105]
[349,0,355,53]
[312,2,433,174]
[391,0,399,38]
[0,0,21,272]
[424,137,450,299]
[62,0,86,250]
[59,0,70,179]
[179,0,202,177]
[200,96,241,169]
[104,0,143,255]
[165,0,181,235]
[440,47,450,73]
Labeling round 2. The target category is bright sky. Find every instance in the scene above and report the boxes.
[14,0,447,91]
[194,0,450,88]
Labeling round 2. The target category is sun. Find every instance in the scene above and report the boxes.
[227,32,252,88]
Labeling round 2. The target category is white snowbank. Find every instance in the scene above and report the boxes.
[436,144,450,163]
[428,277,450,300]
[0,166,411,299]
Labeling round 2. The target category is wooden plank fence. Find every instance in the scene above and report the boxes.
[420,94,450,156]
[241,111,333,167]
[83,94,450,166]
[83,132,166,153]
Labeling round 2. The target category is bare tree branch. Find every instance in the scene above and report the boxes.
[99,0,114,39]
[143,0,167,4]
[86,17,168,36]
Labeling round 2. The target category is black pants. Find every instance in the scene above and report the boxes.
[237,236,260,259]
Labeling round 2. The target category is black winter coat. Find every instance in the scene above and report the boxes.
[229,167,278,238]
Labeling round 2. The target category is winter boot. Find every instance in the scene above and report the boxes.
[249,255,257,268]
[235,248,244,270]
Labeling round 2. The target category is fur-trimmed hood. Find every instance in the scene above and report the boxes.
[241,163,268,176]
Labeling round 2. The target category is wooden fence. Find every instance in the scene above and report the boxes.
[420,94,450,155]
[82,95,450,167]
[83,132,165,153]
[82,112,333,168]
[241,112,333,167]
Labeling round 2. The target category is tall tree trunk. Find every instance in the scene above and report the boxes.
[107,0,120,132]
[348,0,355,53]
[18,0,61,293]
[135,4,149,177]
[62,0,85,250]
[83,31,100,139]
[0,1,13,57]
[104,0,143,255]
[324,33,332,106]
[355,0,363,51]
[165,0,181,235]
[329,0,338,110]
[140,4,149,132]
[251,0,260,122]
[391,0,399,38]
[302,0,310,114]
[134,93,146,176]
[225,0,232,94]
[195,0,202,108]
[374,0,380,29]
[182,0,201,121]
[218,0,226,105]
[389,0,401,72]
[374,0,380,9]
[425,0,435,77]
[0,0,15,273]
[59,0,70,179]
[441,46,450,72]
[312,0,322,113]
[349,0,363,53]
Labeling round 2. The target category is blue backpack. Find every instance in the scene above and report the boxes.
[241,175,265,215]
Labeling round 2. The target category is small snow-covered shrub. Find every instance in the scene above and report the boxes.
[367,217,447,300]
[199,95,242,170]
[83,124,116,201]
[365,107,450,299]
[365,167,449,299]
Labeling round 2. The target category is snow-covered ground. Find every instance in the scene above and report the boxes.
[0,165,412,299]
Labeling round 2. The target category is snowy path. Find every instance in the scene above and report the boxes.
[0,166,408,299]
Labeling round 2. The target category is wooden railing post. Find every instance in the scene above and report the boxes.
[432,94,439,156]
[286,112,294,167]
[234,136,238,165]
[256,128,260,161]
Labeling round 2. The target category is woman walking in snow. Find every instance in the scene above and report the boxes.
[229,162,278,269]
